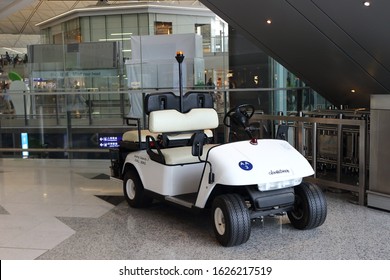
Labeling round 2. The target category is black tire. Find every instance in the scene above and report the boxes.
[123,169,153,208]
[288,182,327,229]
[212,193,251,247]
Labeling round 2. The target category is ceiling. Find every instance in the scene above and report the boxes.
[200,0,390,108]
[0,0,96,53]
[0,0,202,54]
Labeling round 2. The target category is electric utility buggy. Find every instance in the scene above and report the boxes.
[110,53,327,247]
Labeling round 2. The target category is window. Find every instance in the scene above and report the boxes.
[154,21,172,35]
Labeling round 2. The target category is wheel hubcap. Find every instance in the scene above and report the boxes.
[214,207,225,235]
[126,180,136,200]
[291,197,304,219]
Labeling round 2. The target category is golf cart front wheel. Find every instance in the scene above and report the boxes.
[288,182,327,229]
[212,193,251,247]
[123,169,153,208]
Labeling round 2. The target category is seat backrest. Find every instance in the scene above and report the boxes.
[149,108,219,133]
[144,91,214,114]
[144,92,179,114]
[182,91,214,112]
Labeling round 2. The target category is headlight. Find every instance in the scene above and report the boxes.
[258,177,302,191]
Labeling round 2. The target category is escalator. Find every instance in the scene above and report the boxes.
[200,0,390,108]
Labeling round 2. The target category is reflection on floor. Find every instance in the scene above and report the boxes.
[0,158,389,260]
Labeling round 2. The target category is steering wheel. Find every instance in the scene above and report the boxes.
[223,104,255,128]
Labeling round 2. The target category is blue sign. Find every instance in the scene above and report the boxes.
[21,132,29,158]
[239,161,253,171]
[98,135,122,148]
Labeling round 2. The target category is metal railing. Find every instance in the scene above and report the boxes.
[250,113,368,205]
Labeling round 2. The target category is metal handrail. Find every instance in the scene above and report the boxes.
[251,114,367,205]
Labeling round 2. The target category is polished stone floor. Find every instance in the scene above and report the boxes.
[0,158,389,260]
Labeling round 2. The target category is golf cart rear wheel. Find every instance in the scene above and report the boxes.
[288,182,327,229]
[123,169,153,208]
[212,193,251,247]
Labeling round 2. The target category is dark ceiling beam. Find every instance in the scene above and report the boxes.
[19,0,44,34]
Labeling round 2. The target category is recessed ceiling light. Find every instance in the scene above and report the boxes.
[363,1,371,7]
[266,19,272,24]
[351,89,356,93]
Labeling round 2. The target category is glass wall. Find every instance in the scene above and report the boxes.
[270,59,332,115]
[1,5,333,160]
[227,27,332,115]
[39,11,229,90]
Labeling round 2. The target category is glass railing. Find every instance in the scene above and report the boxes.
[1,86,331,160]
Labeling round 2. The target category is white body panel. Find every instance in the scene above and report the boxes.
[195,139,314,207]
[126,150,204,196]
[209,139,313,185]
[126,139,314,208]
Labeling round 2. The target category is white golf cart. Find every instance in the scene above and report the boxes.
[110,53,327,247]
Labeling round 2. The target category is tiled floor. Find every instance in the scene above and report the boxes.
[0,158,121,259]
[0,158,389,260]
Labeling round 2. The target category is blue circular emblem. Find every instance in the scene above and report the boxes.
[239,161,253,171]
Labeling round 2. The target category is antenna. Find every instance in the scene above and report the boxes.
[175,51,184,112]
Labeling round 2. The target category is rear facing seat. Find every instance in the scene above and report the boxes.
[147,108,219,165]
[120,91,215,150]
[156,144,217,165]
[122,129,213,144]
[122,129,158,143]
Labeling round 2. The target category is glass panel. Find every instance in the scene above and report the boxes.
[196,24,211,53]
[138,14,150,35]
[90,16,106,42]
[50,24,64,44]
[64,18,81,43]
[106,15,122,41]
[80,17,91,42]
